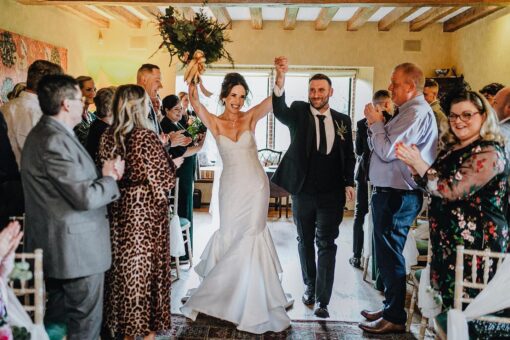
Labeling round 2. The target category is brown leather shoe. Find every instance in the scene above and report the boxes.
[358,318,405,334]
[360,309,383,321]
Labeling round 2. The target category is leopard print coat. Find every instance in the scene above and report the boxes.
[98,128,176,337]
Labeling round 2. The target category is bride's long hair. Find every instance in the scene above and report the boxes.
[109,84,152,157]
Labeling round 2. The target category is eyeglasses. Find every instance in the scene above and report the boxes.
[448,111,481,122]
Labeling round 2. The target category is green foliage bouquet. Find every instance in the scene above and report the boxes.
[156,6,234,84]
[187,117,207,142]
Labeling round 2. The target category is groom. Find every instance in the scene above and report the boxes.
[272,57,355,318]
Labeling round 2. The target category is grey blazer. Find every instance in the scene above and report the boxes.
[21,115,120,279]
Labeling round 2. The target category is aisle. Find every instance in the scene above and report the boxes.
[170,209,384,322]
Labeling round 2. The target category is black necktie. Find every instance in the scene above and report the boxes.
[317,114,327,154]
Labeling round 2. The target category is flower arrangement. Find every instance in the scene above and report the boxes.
[187,117,207,142]
[155,5,234,84]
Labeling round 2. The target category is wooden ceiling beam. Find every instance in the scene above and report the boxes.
[250,7,263,30]
[378,6,418,31]
[347,6,380,31]
[283,7,299,30]
[137,5,160,18]
[443,6,503,31]
[17,1,510,6]
[210,6,232,28]
[58,4,110,28]
[315,7,339,31]
[410,6,460,31]
[99,5,142,28]
[178,7,195,20]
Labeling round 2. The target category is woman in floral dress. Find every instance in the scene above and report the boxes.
[396,90,509,309]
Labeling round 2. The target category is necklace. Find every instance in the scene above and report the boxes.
[224,115,238,127]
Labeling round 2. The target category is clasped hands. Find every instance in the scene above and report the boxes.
[363,103,385,125]
[102,155,125,181]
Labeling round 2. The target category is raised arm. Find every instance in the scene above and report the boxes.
[188,83,218,136]
[272,56,295,127]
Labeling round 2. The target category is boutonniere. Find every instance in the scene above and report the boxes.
[334,120,347,141]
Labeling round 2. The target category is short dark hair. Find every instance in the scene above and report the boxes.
[26,60,64,91]
[37,75,79,116]
[161,94,180,113]
[76,76,93,89]
[479,83,504,96]
[309,73,332,87]
[220,73,250,103]
[373,90,390,101]
[424,79,439,89]
[94,87,116,119]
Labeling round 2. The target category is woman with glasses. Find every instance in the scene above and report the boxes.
[395,90,509,313]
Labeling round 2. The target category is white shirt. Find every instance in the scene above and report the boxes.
[1,91,43,166]
[273,85,335,154]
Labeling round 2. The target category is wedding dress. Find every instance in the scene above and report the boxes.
[180,130,292,334]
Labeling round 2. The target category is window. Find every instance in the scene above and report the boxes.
[175,67,355,162]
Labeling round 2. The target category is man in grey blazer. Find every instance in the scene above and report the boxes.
[21,74,124,339]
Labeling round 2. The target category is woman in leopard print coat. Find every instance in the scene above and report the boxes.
[98,84,176,339]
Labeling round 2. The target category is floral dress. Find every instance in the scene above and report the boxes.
[417,139,509,309]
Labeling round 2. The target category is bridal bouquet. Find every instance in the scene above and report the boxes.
[155,6,234,84]
[187,117,207,142]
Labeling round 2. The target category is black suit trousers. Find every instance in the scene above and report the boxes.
[291,190,345,306]
[352,179,368,258]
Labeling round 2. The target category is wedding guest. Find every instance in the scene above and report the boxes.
[178,91,196,127]
[479,82,505,106]
[396,90,509,311]
[0,220,23,339]
[86,87,116,161]
[136,64,163,134]
[2,59,63,166]
[21,74,123,340]
[0,111,21,226]
[74,76,97,146]
[160,95,204,260]
[98,85,176,339]
[423,79,448,140]
[493,87,510,143]
[272,57,355,318]
[359,63,438,334]
[350,90,393,269]
[7,82,26,101]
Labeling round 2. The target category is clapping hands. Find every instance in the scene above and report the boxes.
[0,221,23,262]
[102,155,125,181]
[395,142,429,176]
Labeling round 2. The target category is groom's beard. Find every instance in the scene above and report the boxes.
[309,97,330,111]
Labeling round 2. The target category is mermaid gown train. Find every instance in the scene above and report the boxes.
[180,131,291,334]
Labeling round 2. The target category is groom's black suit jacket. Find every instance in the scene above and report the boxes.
[271,92,355,195]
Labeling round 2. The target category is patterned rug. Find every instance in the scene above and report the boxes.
[156,314,428,339]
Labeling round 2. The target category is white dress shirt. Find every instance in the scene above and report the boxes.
[274,85,335,154]
[1,91,43,166]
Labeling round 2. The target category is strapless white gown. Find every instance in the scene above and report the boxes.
[180,131,291,334]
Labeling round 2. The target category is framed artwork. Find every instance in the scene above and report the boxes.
[0,29,67,103]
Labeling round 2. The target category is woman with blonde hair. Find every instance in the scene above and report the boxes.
[396,90,509,315]
[98,84,176,340]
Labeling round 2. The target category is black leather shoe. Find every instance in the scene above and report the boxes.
[314,304,329,318]
[301,286,315,305]
[349,257,362,269]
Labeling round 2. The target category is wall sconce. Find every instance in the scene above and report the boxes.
[98,30,104,45]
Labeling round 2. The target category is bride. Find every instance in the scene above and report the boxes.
[180,61,292,334]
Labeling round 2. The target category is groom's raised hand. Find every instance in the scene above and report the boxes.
[274,56,288,89]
